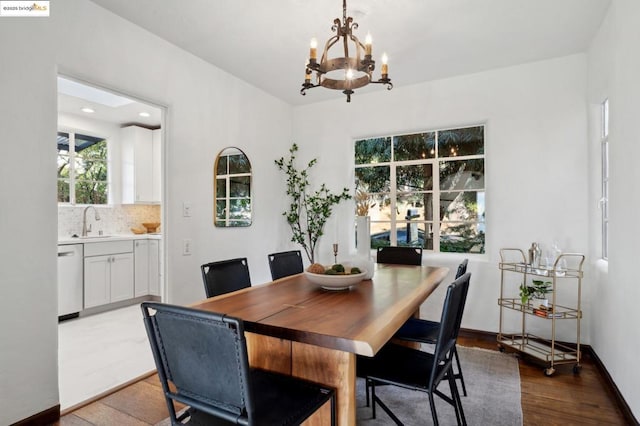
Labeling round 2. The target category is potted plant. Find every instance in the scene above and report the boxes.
[275,143,351,264]
[519,280,552,307]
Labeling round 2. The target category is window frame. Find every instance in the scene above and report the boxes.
[57,129,110,206]
[354,124,485,254]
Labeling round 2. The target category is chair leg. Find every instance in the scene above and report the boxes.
[428,392,439,426]
[365,378,370,407]
[330,393,336,426]
[453,346,467,397]
[448,369,467,426]
[372,388,404,426]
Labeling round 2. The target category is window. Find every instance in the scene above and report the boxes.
[601,99,609,260]
[57,131,109,204]
[355,125,485,254]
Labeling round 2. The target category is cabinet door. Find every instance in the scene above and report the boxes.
[148,240,160,296]
[84,255,110,308]
[134,240,149,297]
[152,129,162,202]
[110,253,134,302]
[121,126,154,204]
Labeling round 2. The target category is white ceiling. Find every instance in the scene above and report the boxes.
[89,0,611,106]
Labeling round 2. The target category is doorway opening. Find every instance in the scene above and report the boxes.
[57,75,166,411]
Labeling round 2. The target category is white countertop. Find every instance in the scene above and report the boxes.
[58,233,162,245]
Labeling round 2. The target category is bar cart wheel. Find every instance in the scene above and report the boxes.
[573,364,582,375]
[544,367,555,376]
[498,344,505,353]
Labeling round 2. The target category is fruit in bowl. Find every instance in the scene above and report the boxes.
[307,263,362,275]
[304,263,367,290]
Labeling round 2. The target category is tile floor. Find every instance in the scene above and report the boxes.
[58,304,155,410]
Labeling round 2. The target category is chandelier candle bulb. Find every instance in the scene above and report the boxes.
[365,32,372,56]
[381,53,389,76]
[309,38,318,60]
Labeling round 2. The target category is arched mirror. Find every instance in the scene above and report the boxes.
[214,147,252,227]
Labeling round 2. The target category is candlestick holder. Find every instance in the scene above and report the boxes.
[332,243,339,264]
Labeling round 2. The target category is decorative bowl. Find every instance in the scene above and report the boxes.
[142,222,161,233]
[304,269,367,291]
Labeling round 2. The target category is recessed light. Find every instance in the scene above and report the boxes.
[81,107,95,113]
[139,112,151,118]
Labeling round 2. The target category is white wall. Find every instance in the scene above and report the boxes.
[292,54,590,338]
[588,0,640,417]
[0,0,292,423]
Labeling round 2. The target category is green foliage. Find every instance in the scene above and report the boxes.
[519,280,552,304]
[57,140,108,204]
[275,143,351,263]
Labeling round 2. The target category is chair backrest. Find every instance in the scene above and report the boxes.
[141,302,255,424]
[201,257,251,298]
[429,272,471,389]
[455,258,469,279]
[268,250,304,280]
[376,246,423,265]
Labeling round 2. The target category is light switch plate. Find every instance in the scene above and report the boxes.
[183,202,192,217]
[183,239,192,255]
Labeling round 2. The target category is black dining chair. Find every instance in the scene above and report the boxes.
[394,259,470,396]
[376,246,423,266]
[268,250,304,281]
[141,302,336,425]
[357,273,471,426]
[201,257,251,298]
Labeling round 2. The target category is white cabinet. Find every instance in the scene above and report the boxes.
[152,129,162,202]
[134,240,150,297]
[134,239,161,297]
[149,239,160,296]
[84,241,134,309]
[122,125,161,204]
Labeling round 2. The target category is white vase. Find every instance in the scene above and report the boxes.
[355,216,374,279]
[356,216,371,256]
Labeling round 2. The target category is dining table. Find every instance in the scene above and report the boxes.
[190,263,449,425]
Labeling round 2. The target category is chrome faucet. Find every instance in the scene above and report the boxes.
[82,206,101,237]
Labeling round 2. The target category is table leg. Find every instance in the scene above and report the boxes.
[292,341,356,426]
[246,333,355,425]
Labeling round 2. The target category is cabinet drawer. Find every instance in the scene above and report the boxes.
[84,240,134,257]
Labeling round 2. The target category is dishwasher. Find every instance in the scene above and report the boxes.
[58,244,83,321]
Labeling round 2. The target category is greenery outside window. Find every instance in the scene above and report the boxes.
[57,131,109,204]
[355,125,485,254]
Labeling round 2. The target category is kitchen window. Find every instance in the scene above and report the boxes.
[354,125,485,254]
[57,131,109,205]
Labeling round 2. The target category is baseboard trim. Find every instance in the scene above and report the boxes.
[10,405,59,426]
[582,346,639,426]
[459,328,639,426]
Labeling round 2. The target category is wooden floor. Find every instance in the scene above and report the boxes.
[56,335,629,425]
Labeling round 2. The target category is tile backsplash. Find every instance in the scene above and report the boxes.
[58,204,161,238]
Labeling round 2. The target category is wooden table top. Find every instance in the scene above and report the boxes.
[191,264,449,357]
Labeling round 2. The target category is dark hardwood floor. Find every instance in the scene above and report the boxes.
[56,335,629,425]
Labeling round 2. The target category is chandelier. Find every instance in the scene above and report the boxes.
[301,0,393,102]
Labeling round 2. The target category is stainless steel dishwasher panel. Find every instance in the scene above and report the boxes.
[58,244,83,319]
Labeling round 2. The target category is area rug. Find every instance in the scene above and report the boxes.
[356,345,522,425]
[155,346,522,426]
